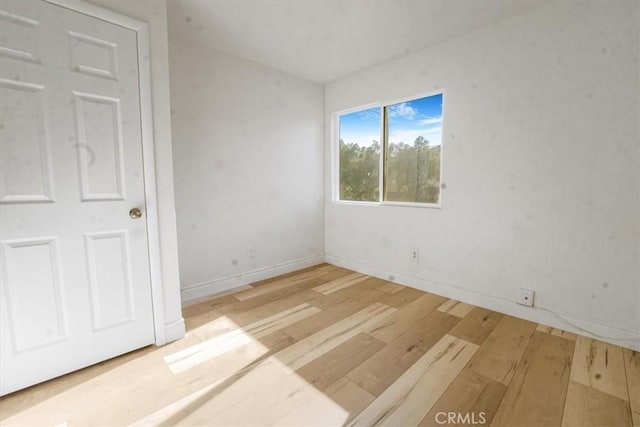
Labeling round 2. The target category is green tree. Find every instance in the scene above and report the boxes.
[339,136,440,203]
[339,139,379,201]
[385,136,440,203]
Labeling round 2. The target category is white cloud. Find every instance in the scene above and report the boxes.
[358,109,380,120]
[419,117,442,126]
[389,125,443,146]
[388,103,417,119]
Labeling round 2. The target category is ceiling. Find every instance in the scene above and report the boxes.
[168,0,552,84]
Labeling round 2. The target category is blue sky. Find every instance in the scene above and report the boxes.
[339,93,443,147]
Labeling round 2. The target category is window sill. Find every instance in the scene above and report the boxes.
[332,200,441,209]
[332,200,380,207]
[382,201,441,209]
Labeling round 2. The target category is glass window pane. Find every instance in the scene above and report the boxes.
[338,107,381,202]
[384,93,443,204]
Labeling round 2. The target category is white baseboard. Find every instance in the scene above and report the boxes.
[163,317,186,343]
[325,254,640,352]
[180,255,325,303]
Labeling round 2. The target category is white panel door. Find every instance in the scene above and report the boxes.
[0,0,155,395]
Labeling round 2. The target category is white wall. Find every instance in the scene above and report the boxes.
[87,0,184,342]
[325,0,640,348]
[169,40,325,301]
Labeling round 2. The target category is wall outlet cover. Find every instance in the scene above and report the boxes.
[518,288,535,307]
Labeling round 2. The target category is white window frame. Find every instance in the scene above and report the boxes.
[332,89,445,209]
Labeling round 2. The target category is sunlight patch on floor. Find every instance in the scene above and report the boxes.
[242,303,321,338]
[164,306,321,375]
[0,344,171,426]
[164,324,268,374]
[184,312,237,340]
[131,356,350,426]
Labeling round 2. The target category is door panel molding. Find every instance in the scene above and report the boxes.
[68,30,119,80]
[0,78,55,204]
[72,91,126,201]
[1,236,69,353]
[45,0,168,345]
[84,230,136,331]
[0,9,41,63]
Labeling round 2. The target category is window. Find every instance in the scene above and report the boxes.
[338,107,381,202]
[336,92,443,206]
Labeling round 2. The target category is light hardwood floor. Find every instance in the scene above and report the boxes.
[0,264,638,426]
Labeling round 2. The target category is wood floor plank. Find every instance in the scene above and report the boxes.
[182,294,239,318]
[449,307,504,345]
[308,277,387,310]
[325,378,376,423]
[382,287,425,308]
[466,315,537,385]
[348,310,460,396]
[274,302,397,370]
[282,286,388,340]
[248,263,335,288]
[165,304,312,373]
[234,265,337,301]
[182,285,252,309]
[491,331,573,427]
[371,278,407,294]
[296,333,386,391]
[231,289,320,326]
[162,328,295,397]
[164,327,265,374]
[348,334,478,427]
[420,368,507,427]
[272,379,354,427]
[536,324,578,341]
[437,299,475,318]
[7,327,288,427]
[623,349,640,427]
[570,335,629,401]
[0,343,160,423]
[183,307,226,333]
[188,310,239,341]
[216,276,326,316]
[134,357,350,427]
[312,272,369,295]
[254,329,298,354]
[366,293,447,343]
[242,303,321,338]
[185,304,308,347]
[561,381,632,427]
[314,266,360,283]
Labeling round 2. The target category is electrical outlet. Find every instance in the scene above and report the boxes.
[518,288,535,307]
[410,249,419,262]
[247,246,255,259]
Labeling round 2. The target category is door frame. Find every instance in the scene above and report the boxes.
[43,0,167,345]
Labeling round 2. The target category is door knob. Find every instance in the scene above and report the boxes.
[129,208,142,219]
